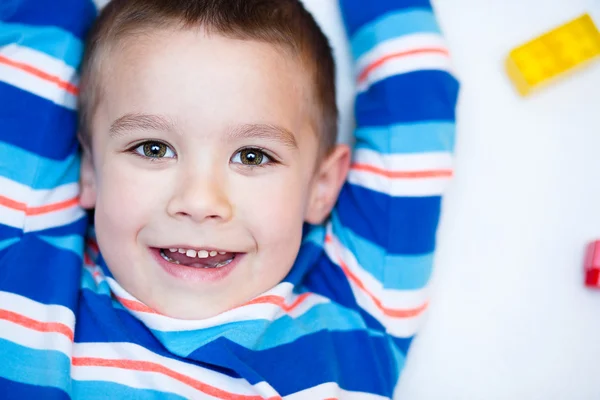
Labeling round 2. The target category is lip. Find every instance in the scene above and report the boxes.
[150,247,242,283]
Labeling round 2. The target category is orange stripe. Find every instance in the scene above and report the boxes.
[26,197,79,215]
[0,309,74,341]
[243,293,310,312]
[0,195,26,212]
[0,194,79,215]
[72,357,281,400]
[326,235,427,318]
[0,54,78,95]
[358,47,449,83]
[352,163,453,179]
[115,296,160,315]
[340,259,427,318]
[118,290,310,316]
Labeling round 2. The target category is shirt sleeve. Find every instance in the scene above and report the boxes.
[324,0,459,343]
[0,0,97,336]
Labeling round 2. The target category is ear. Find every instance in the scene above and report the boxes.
[305,144,351,224]
[79,144,97,209]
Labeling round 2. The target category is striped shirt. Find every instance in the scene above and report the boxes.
[0,0,459,398]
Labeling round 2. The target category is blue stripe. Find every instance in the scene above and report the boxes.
[393,335,414,356]
[0,376,69,400]
[331,213,434,290]
[152,302,368,355]
[0,235,81,309]
[340,0,432,37]
[0,224,22,242]
[38,234,83,259]
[302,223,326,247]
[72,380,186,400]
[356,71,459,126]
[31,215,88,237]
[0,338,71,393]
[351,9,440,60]
[335,184,441,254]
[0,83,78,160]
[193,330,401,397]
[355,121,455,154]
[0,22,84,69]
[0,237,19,251]
[0,142,80,189]
[1,0,97,39]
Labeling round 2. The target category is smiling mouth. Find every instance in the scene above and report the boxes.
[159,248,236,269]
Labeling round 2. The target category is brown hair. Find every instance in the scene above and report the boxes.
[78,0,338,155]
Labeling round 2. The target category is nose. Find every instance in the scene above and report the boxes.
[167,167,233,223]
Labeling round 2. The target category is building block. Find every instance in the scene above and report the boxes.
[584,240,600,288]
[506,13,600,96]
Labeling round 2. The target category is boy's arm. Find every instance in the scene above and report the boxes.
[0,1,97,309]
[326,0,459,346]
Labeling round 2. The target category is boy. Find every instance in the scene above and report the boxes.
[0,0,458,398]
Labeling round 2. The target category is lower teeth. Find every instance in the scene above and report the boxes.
[159,249,234,269]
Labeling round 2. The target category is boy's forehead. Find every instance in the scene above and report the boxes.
[106,27,308,81]
[93,29,319,145]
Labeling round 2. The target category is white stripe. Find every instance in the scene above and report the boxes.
[284,382,388,400]
[0,204,85,232]
[0,177,80,208]
[348,169,450,197]
[0,61,77,109]
[23,206,86,232]
[0,206,24,229]
[357,53,452,93]
[0,176,30,204]
[355,293,424,338]
[0,292,74,355]
[108,277,330,332]
[72,366,220,399]
[0,292,75,327]
[0,44,78,85]
[349,149,453,196]
[73,342,272,397]
[324,230,428,338]
[0,319,72,356]
[29,183,80,208]
[0,177,82,230]
[353,148,453,171]
[356,33,448,74]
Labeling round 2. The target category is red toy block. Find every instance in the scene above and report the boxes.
[584,240,600,288]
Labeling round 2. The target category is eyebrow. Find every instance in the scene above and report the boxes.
[109,113,298,149]
[109,113,176,137]
[228,123,298,149]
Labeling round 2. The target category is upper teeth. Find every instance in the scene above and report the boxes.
[169,248,227,259]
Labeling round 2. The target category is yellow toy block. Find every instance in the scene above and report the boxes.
[506,13,600,96]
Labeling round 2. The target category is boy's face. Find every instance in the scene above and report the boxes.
[80,29,349,319]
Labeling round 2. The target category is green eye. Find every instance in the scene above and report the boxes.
[134,141,175,159]
[232,148,269,166]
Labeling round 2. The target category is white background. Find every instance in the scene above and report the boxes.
[302,0,600,398]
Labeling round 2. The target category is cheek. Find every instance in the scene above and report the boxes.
[232,171,309,250]
[94,161,164,240]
